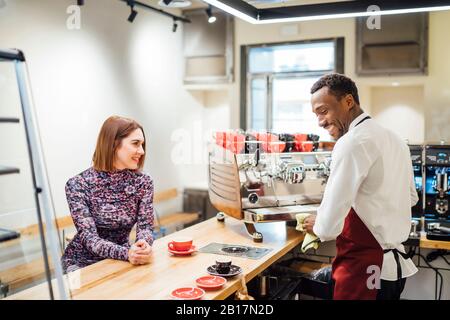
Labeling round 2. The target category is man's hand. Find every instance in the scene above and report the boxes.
[303,215,316,235]
[128,239,152,265]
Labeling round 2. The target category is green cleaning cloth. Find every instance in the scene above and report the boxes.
[296,213,320,253]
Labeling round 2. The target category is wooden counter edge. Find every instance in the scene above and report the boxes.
[420,234,450,250]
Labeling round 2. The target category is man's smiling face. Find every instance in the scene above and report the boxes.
[311,87,354,140]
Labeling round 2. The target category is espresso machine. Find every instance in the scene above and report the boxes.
[424,144,450,221]
[423,143,450,241]
[208,136,331,242]
[409,145,424,218]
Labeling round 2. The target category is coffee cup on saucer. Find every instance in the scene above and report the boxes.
[215,259,232,274]
[168,237,193,252]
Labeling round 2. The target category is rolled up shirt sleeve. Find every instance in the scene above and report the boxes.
[313,140,377,242]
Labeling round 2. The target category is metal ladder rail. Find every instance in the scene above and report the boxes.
[0,49,69,300]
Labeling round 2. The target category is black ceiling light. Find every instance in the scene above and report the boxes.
[206,5,217,23]
[172,18,178,32]
[163,0,173,4]
[202,0,450,24]
[119,0,191,28]
[127,0,138,23]
[77,0,84,5]
[128,8,138,22]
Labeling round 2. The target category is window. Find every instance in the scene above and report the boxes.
[242,38,344,141]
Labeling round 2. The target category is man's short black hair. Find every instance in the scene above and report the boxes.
[310,73,360,105]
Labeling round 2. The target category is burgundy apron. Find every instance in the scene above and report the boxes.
[331,115,385,300]
[332,208,383,300]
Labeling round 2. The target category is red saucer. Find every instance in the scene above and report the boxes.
[168,245,196,256]
[170,287,205,300]
[195,275,227,290]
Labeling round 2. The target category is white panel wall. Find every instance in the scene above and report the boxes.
[371,86,425,144]
[0,0,230,229]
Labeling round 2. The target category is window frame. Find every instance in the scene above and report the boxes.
[240,37,345,131]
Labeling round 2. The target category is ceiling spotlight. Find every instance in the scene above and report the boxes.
[128,6,137,23]
[77,0,84,5]
[172,19,178,32]
[206,5,217,23]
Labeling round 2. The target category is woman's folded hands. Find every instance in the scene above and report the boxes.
[128,239,152,265]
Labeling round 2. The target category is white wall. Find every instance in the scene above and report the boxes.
[0,0,229,229]
[425,12,450,142]
[371,85,425,144]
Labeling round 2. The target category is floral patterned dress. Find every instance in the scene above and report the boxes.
[61,167,154,273]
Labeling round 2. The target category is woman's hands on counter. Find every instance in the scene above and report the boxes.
[128,239,152,265]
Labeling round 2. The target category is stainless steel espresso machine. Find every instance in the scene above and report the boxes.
[208,138,331,242]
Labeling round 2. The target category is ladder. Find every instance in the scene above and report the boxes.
[0,49,69,300]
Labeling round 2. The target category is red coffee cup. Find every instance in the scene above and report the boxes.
[294,134,308,152]
[302,141,314,152]
[168,237,193,252]
[257,133,286,153]
[227,132,245,154]
[215,132,227,148]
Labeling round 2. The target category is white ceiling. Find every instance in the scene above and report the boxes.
[146,0,356,12]
[182,0,354,11]
[244,0,353,9]
[186,0,209,9]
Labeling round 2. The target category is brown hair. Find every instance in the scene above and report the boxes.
[93,116,146,172]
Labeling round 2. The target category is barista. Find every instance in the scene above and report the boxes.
[303,74,419,300]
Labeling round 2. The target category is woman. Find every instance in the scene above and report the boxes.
[61,116,154,273]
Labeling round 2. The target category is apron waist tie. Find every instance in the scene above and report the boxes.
[383,249,410,283]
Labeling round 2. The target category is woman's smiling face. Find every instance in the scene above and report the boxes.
[113,128,145,170]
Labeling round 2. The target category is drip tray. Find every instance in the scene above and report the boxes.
[199,243,272,260]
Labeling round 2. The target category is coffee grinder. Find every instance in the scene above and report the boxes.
[424,143,450,221]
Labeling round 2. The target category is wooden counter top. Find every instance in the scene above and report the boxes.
[419,233,450,250]
[7,216,304,300]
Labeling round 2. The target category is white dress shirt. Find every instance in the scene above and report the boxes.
[313,112,419,281]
